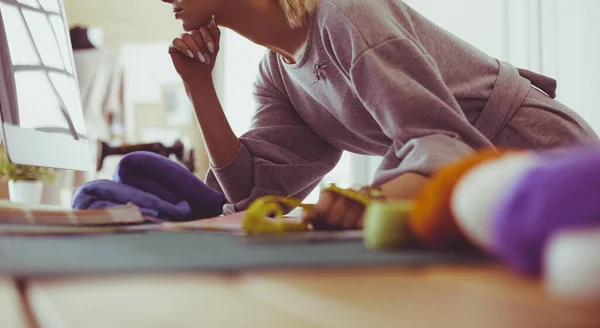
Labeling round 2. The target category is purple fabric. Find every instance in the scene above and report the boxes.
[72,151,227,221]
[72,179,192,220]
[491,146,600,276]
[113,152,227,220]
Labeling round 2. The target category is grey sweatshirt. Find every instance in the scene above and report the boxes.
[205,0,596,213]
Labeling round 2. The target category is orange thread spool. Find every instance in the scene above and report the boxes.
[408,148,520,250]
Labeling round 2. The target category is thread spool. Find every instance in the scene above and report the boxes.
[544,228,600,302]
[409,148,518,250]
[451,153,541,251]
[492,147,600,276]
[363,201,412,250]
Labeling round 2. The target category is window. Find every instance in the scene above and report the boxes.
[0,0,85,138]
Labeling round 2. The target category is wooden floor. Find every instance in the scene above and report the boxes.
[3,265,596,328]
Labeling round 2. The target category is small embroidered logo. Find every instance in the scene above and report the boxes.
[312,60,328,83]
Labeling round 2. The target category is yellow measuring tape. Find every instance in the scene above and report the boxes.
[243,184,413,249]
[243,184,375,235]
[243,195,310,234]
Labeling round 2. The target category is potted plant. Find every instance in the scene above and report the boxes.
[0,144,55,204]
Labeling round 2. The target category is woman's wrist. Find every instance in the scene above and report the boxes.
[184,76,214,90]
[378,173,430,201]
[359,185,386,201]
[185,78,220,114]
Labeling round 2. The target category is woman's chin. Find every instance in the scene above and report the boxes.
[180,18,211,32]
[181,21,199,31]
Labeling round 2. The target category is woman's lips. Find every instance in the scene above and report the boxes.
[174,9,183,19]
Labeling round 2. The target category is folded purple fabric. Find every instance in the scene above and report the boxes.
[72,151,227,221]
[112,151,227,221]
[72,179,193,220]
[491,146,600,276]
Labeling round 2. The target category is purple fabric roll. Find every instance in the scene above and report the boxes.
[72,179,192,220]
[113,151,227,221]
[491,146,600,276]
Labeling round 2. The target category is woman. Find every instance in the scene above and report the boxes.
[161,0,598,229]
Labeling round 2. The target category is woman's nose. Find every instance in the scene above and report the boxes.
[161,0,173,4]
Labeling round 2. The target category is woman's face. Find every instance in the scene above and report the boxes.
[161,0,219,31]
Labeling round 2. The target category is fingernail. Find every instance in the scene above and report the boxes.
[205,55,211,65]
[186,50,194,58]
[197,52,206,63]
[207,42,214,54]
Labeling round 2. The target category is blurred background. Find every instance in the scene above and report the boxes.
[4,0,596,206]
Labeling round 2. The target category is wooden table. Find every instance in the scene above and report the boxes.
[0,278,31,328]
[6,265,598,328]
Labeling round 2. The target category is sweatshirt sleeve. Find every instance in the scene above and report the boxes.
[349,37,494,185]
[205,61,343,214]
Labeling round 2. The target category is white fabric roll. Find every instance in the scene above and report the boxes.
[544,228,600,302]
[451,153,541,251]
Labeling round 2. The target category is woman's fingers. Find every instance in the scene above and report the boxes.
[179,33,205,62]
[209,16,221,45]
[171,24,219,64]
[303,190,334,229]
[327,197,348,227]
[304,189,366,230]
[342,201,364,229]
[199,26,215,53]
[189,30,209,63]
[171,37,194,59]
[197,27,213,64]
[312,190,335,218]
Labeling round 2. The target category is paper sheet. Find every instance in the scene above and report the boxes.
[160,211,248,233]
[241,230,364,244]
[162,211,364,243]
[0,223,161,235]
[0,209,365,243]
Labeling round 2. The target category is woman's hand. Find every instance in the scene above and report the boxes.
[302,174,429,230]
[169,16,221,85]
[302,188,370,230]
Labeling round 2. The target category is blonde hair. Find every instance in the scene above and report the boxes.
[277,0,320,28]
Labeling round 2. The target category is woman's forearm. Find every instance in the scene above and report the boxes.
[185,79,240,168]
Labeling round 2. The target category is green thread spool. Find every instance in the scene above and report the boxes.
[363,201,413,250]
